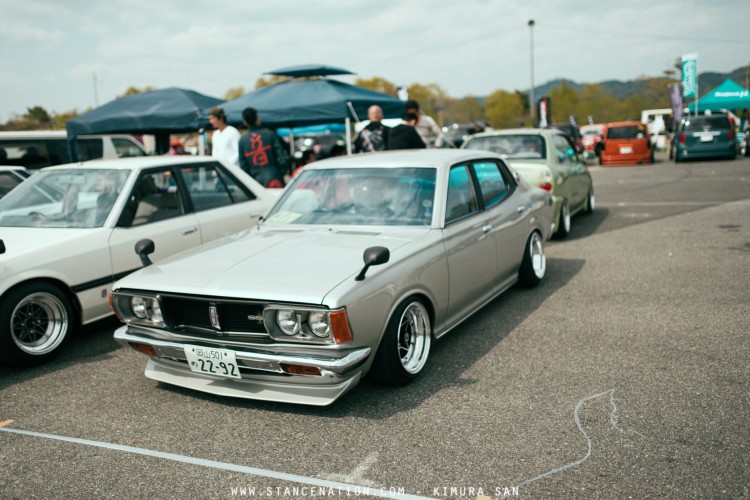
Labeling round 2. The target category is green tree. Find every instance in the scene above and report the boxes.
[484,90,525,128]
[122,86,157,96]
[354,77,398,96]
[224,86,245,100]
[443,96,484,125]
[406,83,449,126]
[548,80,579,124]
[254,75,291,89]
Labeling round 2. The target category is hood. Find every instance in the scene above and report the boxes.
[0,227,101,256]
[114,226,427,304]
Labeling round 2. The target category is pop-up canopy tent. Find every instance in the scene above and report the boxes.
[65,87,225,161]
[219,65,405,152]
[687,79,750,113]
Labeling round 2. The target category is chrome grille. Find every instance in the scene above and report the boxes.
[160,294,267,336]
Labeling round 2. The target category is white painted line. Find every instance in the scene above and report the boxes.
[0,427,434,500]
[598,201,748,207]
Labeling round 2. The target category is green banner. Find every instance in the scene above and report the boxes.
[681,53,698,99]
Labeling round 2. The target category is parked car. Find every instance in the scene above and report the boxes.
[0,130,148,170]
[0,156,274,367]
[462,128,594,238]
[599,121,654,166]
[671,114,739,162]
[548,123,583,153]
[579,124,605,161]
[0,166,31,199]
[110,150,553,406]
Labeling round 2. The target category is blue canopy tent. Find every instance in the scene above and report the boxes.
[65,87,225,162]
[219,66,405,153]
[687,79,750,113]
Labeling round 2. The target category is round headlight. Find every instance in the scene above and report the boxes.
[150,299,163,322]
[308,311,330,338]
[277,309,300,335]
[130,297,148,319]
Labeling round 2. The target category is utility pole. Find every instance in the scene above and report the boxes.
[528,19,536,125]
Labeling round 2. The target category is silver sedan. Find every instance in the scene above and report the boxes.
[111,150,553,405]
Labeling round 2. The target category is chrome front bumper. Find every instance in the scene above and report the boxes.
[114,326,371,406]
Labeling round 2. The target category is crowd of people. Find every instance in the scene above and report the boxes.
[204,99,446,188]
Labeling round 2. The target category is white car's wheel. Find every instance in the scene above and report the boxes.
[555,200,571,238]
[518,231,546,287]
[584,186,595,215]
[0,283,74,366]
[371,298,431,386]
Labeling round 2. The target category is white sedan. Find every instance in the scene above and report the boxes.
[0,156,274,366]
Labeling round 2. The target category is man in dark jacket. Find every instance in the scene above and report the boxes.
[388,112,426,150]
[353,105,390,153]
[238,107,290,188]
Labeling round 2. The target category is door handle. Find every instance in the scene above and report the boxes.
[482,224,492,233]
[517,205,526,213]
[181,227,197,235]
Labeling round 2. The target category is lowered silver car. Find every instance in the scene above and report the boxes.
[111,150,553,405]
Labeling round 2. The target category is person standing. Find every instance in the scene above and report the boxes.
[238,107,290,188]
[353,105,391,153]
[387,112,426,150]
[405,99,444,148]
[208,107,241,168]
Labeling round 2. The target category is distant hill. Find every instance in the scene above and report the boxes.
[531,66,749,100]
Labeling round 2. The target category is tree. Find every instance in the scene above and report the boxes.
[443,96,484,125]
[224,86,245,100]
[484,90,525,128]
[354,77,398,96]
[254,75,290,89]
[548,80,579,124]
[406,83,449,126]
[122,86,157,96]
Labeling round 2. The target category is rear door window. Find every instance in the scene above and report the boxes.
[180,162,254,212]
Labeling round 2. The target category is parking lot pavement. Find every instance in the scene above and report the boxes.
[1,156,749,499]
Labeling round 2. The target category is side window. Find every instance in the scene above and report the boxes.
[0,172,22,197]
[45,140,71,165]
[112,138,146,158]
[445,164,479,223]
[473,161,510,208]
[118,169,185,227]
[181,163,254,212]
[553,135,575,164]
[78,139,104,161]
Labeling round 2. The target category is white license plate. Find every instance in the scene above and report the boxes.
[184,345,241,379]
[619,146,633,154]
[700,134,714,142]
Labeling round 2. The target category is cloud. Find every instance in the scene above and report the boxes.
[0,24,65,44]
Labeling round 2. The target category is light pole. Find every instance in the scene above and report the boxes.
[528,19,535,125]
[92,72,102,107]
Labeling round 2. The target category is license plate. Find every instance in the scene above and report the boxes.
[619,146,633,154]
[184,345,241,379]
[700,134,714,142]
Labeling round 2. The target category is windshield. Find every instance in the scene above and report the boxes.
[463,135,546,159]
[0,168,131,228]
[265,167,437,226]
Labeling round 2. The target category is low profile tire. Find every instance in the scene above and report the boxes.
[0,283,74,367]
[584,185,595,215]
[518,231,546,288]
[554,200,571,239]
[370,298,432,386]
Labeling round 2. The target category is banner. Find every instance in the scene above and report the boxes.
[670,84,683,124]
[681,53,698,99]
[537,97,550,128]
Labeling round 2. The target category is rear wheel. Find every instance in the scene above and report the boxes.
[518,231,546,288]
[584,185,595,215]
[370,298,431,386]
[0,283,74,366]
[554,200,571,239]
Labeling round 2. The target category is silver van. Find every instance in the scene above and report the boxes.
[0,131,148,169]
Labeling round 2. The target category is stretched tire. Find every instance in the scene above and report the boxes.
[554,200,571,239]
[584,185,595,215]
[0,283,74,366]
[518,231,546,288]
[370,298,431,386]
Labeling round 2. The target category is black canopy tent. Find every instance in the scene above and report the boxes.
[65,87,225,162]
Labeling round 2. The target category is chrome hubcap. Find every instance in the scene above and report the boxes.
[530,232,546,279]
[398,302,431,374]
[589,189,596,211]
[11,292,69,355]
[562,202,571,232]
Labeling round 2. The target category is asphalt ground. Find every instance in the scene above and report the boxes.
[1,152,749,499]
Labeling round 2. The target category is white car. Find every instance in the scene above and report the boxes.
[0,166,32,199]
[0,156,274,366]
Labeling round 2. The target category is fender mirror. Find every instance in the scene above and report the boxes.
[0,239,5,255]
[355,246,390,281]
[134,238,155,267]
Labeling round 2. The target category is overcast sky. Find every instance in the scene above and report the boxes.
[1,0,749,122]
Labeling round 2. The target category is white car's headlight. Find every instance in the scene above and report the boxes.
[130,297,148,319]
[277,309,301,335]
[308,311,330,338]
[111,292,166,329]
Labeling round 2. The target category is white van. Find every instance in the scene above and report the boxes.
[0,130,148,169]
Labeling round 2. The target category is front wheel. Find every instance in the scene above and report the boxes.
[554,200,571,239]
[518,231,546,288]
[0,283,75,366]
[584,185,595,215]
[370,299,432,386]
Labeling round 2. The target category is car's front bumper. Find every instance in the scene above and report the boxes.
[114,326,371,406]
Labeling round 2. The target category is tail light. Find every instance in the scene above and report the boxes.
[540,182,553,192]
[728,129,734,141]
[679,133,686,144]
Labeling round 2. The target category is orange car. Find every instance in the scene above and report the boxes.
[599,121,654,166]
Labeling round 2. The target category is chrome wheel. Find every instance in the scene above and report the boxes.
[529,232,546,280]
[562,201,571,233]
[397,302,431,375]
[11,291,70,355]
[585,186,595,214]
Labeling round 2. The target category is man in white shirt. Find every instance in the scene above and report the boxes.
[208,107,241,168]
[405,99,444,148]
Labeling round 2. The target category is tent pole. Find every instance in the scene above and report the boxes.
[198,129,206,155]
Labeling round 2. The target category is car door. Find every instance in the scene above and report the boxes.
[441,163,497,325]
[108,166,202,279]
[176,161,266,242]
[559,134,589,207]
[472,159,527,283]
[552,133,582,205]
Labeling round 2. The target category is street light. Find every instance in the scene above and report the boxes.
[528,19,535,125]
